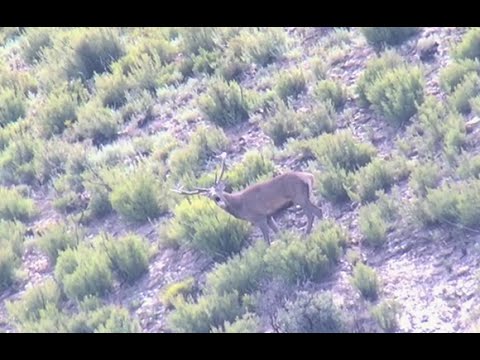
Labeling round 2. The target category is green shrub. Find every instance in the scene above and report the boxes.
[92,306,141,333]
[212,313,261,333]
[161,277,196,308]
[0,134,38,185]
[0,186,36,222]
[439,59,480,93]
[443,112,467,160]
[359,202,389,247]
[168,125,229,183]
[409,160,442,197]
[309,130,376,171]
[192,49,220,76]
[217,55,248,82]
[0,219,26,257]
[6,278,61,326]
[314,79,347,110]
[180,27,217,55]
[167,291,244,333]
[453,28,480,61]
[166,197,251,261]
[356,50,404,107]
[448,72,480,114]
[351,158,399,203]
[66,28,125,81]
[417,96,450,150]
[371,300,401,333]
[365,66,424,126]
[233,28,286,67]
[206,241,268,297]
[110,169,168,223]
[275,69,307,102]
[351,263,379,301]
[95,70,133,109]
[55,243,113,301]
[317,164,354,203]
[20,27,54,64]
[299,101,337,139]
[73,101,120,146]
[37,89,78,137]
[0,247,17,291]
[37,222,82,264]
[225,150,275,190]
[101,233,150,284]
[361,27,420,49]
[457,154,480,180]
[261,102,301,146]
[198,79,249,128]
[0,88,26,126]
[277,291,346,333]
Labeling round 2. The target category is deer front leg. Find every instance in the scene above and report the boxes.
[267,216,279,233]
[256,218,271,244]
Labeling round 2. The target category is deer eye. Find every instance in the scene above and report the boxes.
[213,196,221,202]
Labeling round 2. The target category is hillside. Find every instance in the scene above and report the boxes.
[0,27,480,333]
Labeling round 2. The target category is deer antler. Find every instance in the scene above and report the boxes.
[171,185,209,196]
[215,152,227,185]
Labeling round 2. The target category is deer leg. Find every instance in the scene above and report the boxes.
[305,210,315,234]
[267,216,279,233]
[256,219,271,244]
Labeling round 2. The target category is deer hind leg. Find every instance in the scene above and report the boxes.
[267,216,279,233]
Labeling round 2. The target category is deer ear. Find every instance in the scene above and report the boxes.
[224,183,233,193]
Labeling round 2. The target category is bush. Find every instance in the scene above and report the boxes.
[351,263,380,301]
[0,186,36,222]
[299,101,337,139]
[37,222,82,264]
[417,96,450,150]
[439,59,480,93]
[167,291,244,333]
[55,243,113,301]
[351,158,399,203]
[453,28,480,61]
[415,183,460,226]
[457,154,480,180]
[66,28,125,81]
[361,27,420,49]
[73,101,121,146]
[168,125,229,183]
[409,160,442,197]
[101,233,150,284]
[212,313,261,333]
[166,197,251,261]
[314,79,347,110]
[206,241,268,297]
[233,28,286,67]
[95,70,133,109]
[198,78,249,128]
[0,134,38,185]
[225,150,275,190]
[448,72,480,114]
[110,170,168,223]
[359,202,389,247]
[308,130,376,171]
[0,220,26,258]
[365,66,424,126]
[261,102,301,146]
[36,89,78,137]
[274,69,307,102]
[371,300,401,333]
[6,278,61,326]
[277,291,346,333]
[0,88,26,126]
[179,27,217,55]
[161,277,196,308]
[317,164,354,203]
[20,27,54,64]
[356,50,404,107]
[0,247,17,291]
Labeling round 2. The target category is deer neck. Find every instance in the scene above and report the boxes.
[222,192,245,219]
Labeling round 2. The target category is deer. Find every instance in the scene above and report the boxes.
[171,152,323,244]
